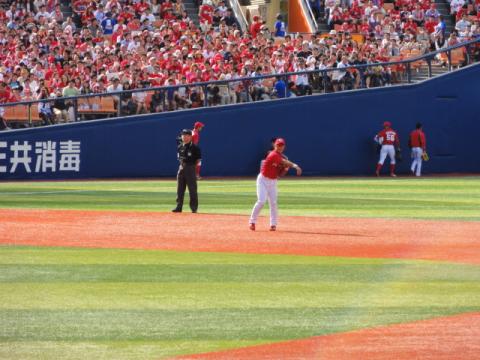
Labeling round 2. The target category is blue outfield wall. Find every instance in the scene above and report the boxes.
[0,64,479,180]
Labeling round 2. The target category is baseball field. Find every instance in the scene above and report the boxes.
[1,177,480,359]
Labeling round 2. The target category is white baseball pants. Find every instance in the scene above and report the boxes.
[411,147,423,176]
[249,174,278,227]
[378,144,396,165]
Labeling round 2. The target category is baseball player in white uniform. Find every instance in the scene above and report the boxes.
[249,138,302,231]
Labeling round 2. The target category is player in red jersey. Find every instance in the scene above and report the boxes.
[409,122,427,176]
[192,121,205,179]
[249,138,302,231]
[374,121,400,177]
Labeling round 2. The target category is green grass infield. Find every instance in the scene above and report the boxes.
[0,177,479,220]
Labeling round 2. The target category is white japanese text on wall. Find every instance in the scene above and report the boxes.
[0,140,81,174]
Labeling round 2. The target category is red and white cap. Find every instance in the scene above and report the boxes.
[274,138,286,146]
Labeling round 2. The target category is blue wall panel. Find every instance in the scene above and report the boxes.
[0,64,479,180]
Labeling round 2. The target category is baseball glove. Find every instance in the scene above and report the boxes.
[422,152,429,161]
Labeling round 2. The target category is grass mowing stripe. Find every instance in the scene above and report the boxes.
[0,340,265,360]
[2,282,479,309]
[0,246,451,265]
[2,307,479,342]
[1,178,480,220]
[1,264,479,283]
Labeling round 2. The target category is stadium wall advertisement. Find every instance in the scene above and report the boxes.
[0,64,479,180]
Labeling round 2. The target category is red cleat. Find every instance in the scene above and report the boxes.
[249,223,255,231]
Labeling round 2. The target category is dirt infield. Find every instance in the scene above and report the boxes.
[174,312,480,360]
[1,209,479,264]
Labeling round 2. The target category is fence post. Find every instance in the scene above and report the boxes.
[117,94,121,117]
[28,103,32,127]
[427,57,432,78]
[465,45,471,65]
[359,68,365,89]
[242,81,249,103]
[203,85,209,107]
[322,71,327,93]
[447,50,452,72]
[406,63,412,83]
[74,99,79,122]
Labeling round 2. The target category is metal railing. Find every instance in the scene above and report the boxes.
[228,0,248,33]
[1,38,479,129]
[300,0,318,33]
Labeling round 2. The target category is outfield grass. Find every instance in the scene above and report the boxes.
[0,177,479,220]
[1,246,479,359]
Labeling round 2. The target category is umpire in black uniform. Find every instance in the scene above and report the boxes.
[172,129,202,213]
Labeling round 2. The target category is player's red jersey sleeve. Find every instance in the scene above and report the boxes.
[261,151,283,179]
[192,131,200,145]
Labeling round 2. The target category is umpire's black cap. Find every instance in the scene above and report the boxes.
[181,129,192,135]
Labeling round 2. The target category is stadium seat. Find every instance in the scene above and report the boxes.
[450,48,465,67]
[100,97,116,114]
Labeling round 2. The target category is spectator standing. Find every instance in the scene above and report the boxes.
[309,0,321,20]
[450,0,465,23]
[223,8,237,27]
[37,87,54,125]
[131,82,147,114]
[274,14,286,38]
[425,4,440,20]
[0,82,11,130]
[294,58,312,95]
[101,12,117,35]
[273,76,287,98]
[107,77,123,110]
[120,82,136,115]
[456,14,471,39]
[250,15,263,38]
[409,122,427,176]
[52,89,68,123]
[374,121,400,177]
[172,129,202,213]
[149,90,164,114]
[192,121,205,179]
[62,80,80,122]
[433,15,447,46]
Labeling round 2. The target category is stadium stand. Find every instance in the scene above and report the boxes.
[0,0,479,128]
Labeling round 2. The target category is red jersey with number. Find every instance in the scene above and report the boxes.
[261,151,284,179]
[377,129,400,146]
[409,129,426,149]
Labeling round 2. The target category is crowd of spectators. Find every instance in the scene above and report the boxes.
[1,0,480,128]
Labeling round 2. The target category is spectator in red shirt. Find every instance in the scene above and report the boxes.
[403,15,418,35]
[250,15,263,38]
[424,16,437,34]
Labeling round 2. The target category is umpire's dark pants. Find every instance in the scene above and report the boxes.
[176,163,198,212]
